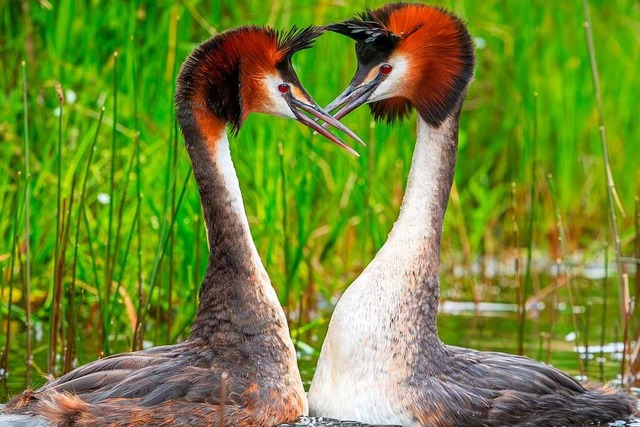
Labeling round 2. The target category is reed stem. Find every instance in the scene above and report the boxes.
[547,173,584,375]
[511,182,524,355]
[521,91,538,357]
[582,0,626,329]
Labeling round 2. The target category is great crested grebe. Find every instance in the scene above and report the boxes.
[307,4,637,426]
[0,25,363,427]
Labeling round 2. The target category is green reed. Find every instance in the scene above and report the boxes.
[19,60,33,382]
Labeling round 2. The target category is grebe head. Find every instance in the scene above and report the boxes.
[175,25,362,152]
[325,3,475,127]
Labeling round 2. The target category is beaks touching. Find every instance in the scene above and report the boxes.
[287,95,363,156]
[323,80,377,120]
[314,77,382,134]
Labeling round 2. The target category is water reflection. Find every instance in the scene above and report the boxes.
[2,266,638,425]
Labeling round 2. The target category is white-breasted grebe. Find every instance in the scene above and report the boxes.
[1,25,362,427]
[308,4,637,426]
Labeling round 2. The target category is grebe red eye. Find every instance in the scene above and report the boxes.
[379,63,393,75]
[278,83,290,94]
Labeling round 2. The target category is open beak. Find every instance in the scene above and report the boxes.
[324,79,378,120]
[324,74,383,120]
[287,94,365,156]
[310,73,385,137]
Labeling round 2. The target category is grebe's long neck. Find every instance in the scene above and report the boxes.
[371,111,460,338]
[183,123,288,343]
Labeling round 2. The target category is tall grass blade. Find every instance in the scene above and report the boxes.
[87,107,107,353]
[635,197,640,320]
[133,127,144,351]
[49,196,66,374]
[1,190,25,380]
[621,274,631,380]
[582,0,626,328]
[105,129,139,348]
[0,268,6,382]
[50,180,77,376]
[166,122,180,343]
[278,142,291,317]
[627,197,640,381]
[599,240,609,383]
[634,196,640,304]
[53,83,64,348]
[584,304,590,376]
[545,291,559,365]
[65,198,81,374]
[137,170,192,338]
[65,105,103,372]
[108,134,140,327]
[20,60,32,379]
[48,84,65,373]
[104,51,120,356]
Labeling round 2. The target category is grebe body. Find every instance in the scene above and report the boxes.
[1,25,361,427]
[308,4,637,426]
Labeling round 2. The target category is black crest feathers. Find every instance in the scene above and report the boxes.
[326,8,399,44]
[325,6,422,46]
[277,26,324,63]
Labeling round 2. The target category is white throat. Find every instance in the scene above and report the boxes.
[209,134,284,313]
[381,116,450,259]
[362,115,455,278]
[213,135,268,273]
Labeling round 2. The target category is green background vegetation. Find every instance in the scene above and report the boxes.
[0,0,638,397]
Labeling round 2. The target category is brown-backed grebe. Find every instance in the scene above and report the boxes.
[0,25,363,427]
[307,4,637,426]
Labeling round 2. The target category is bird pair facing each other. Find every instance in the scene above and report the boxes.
[1,3,637,427]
